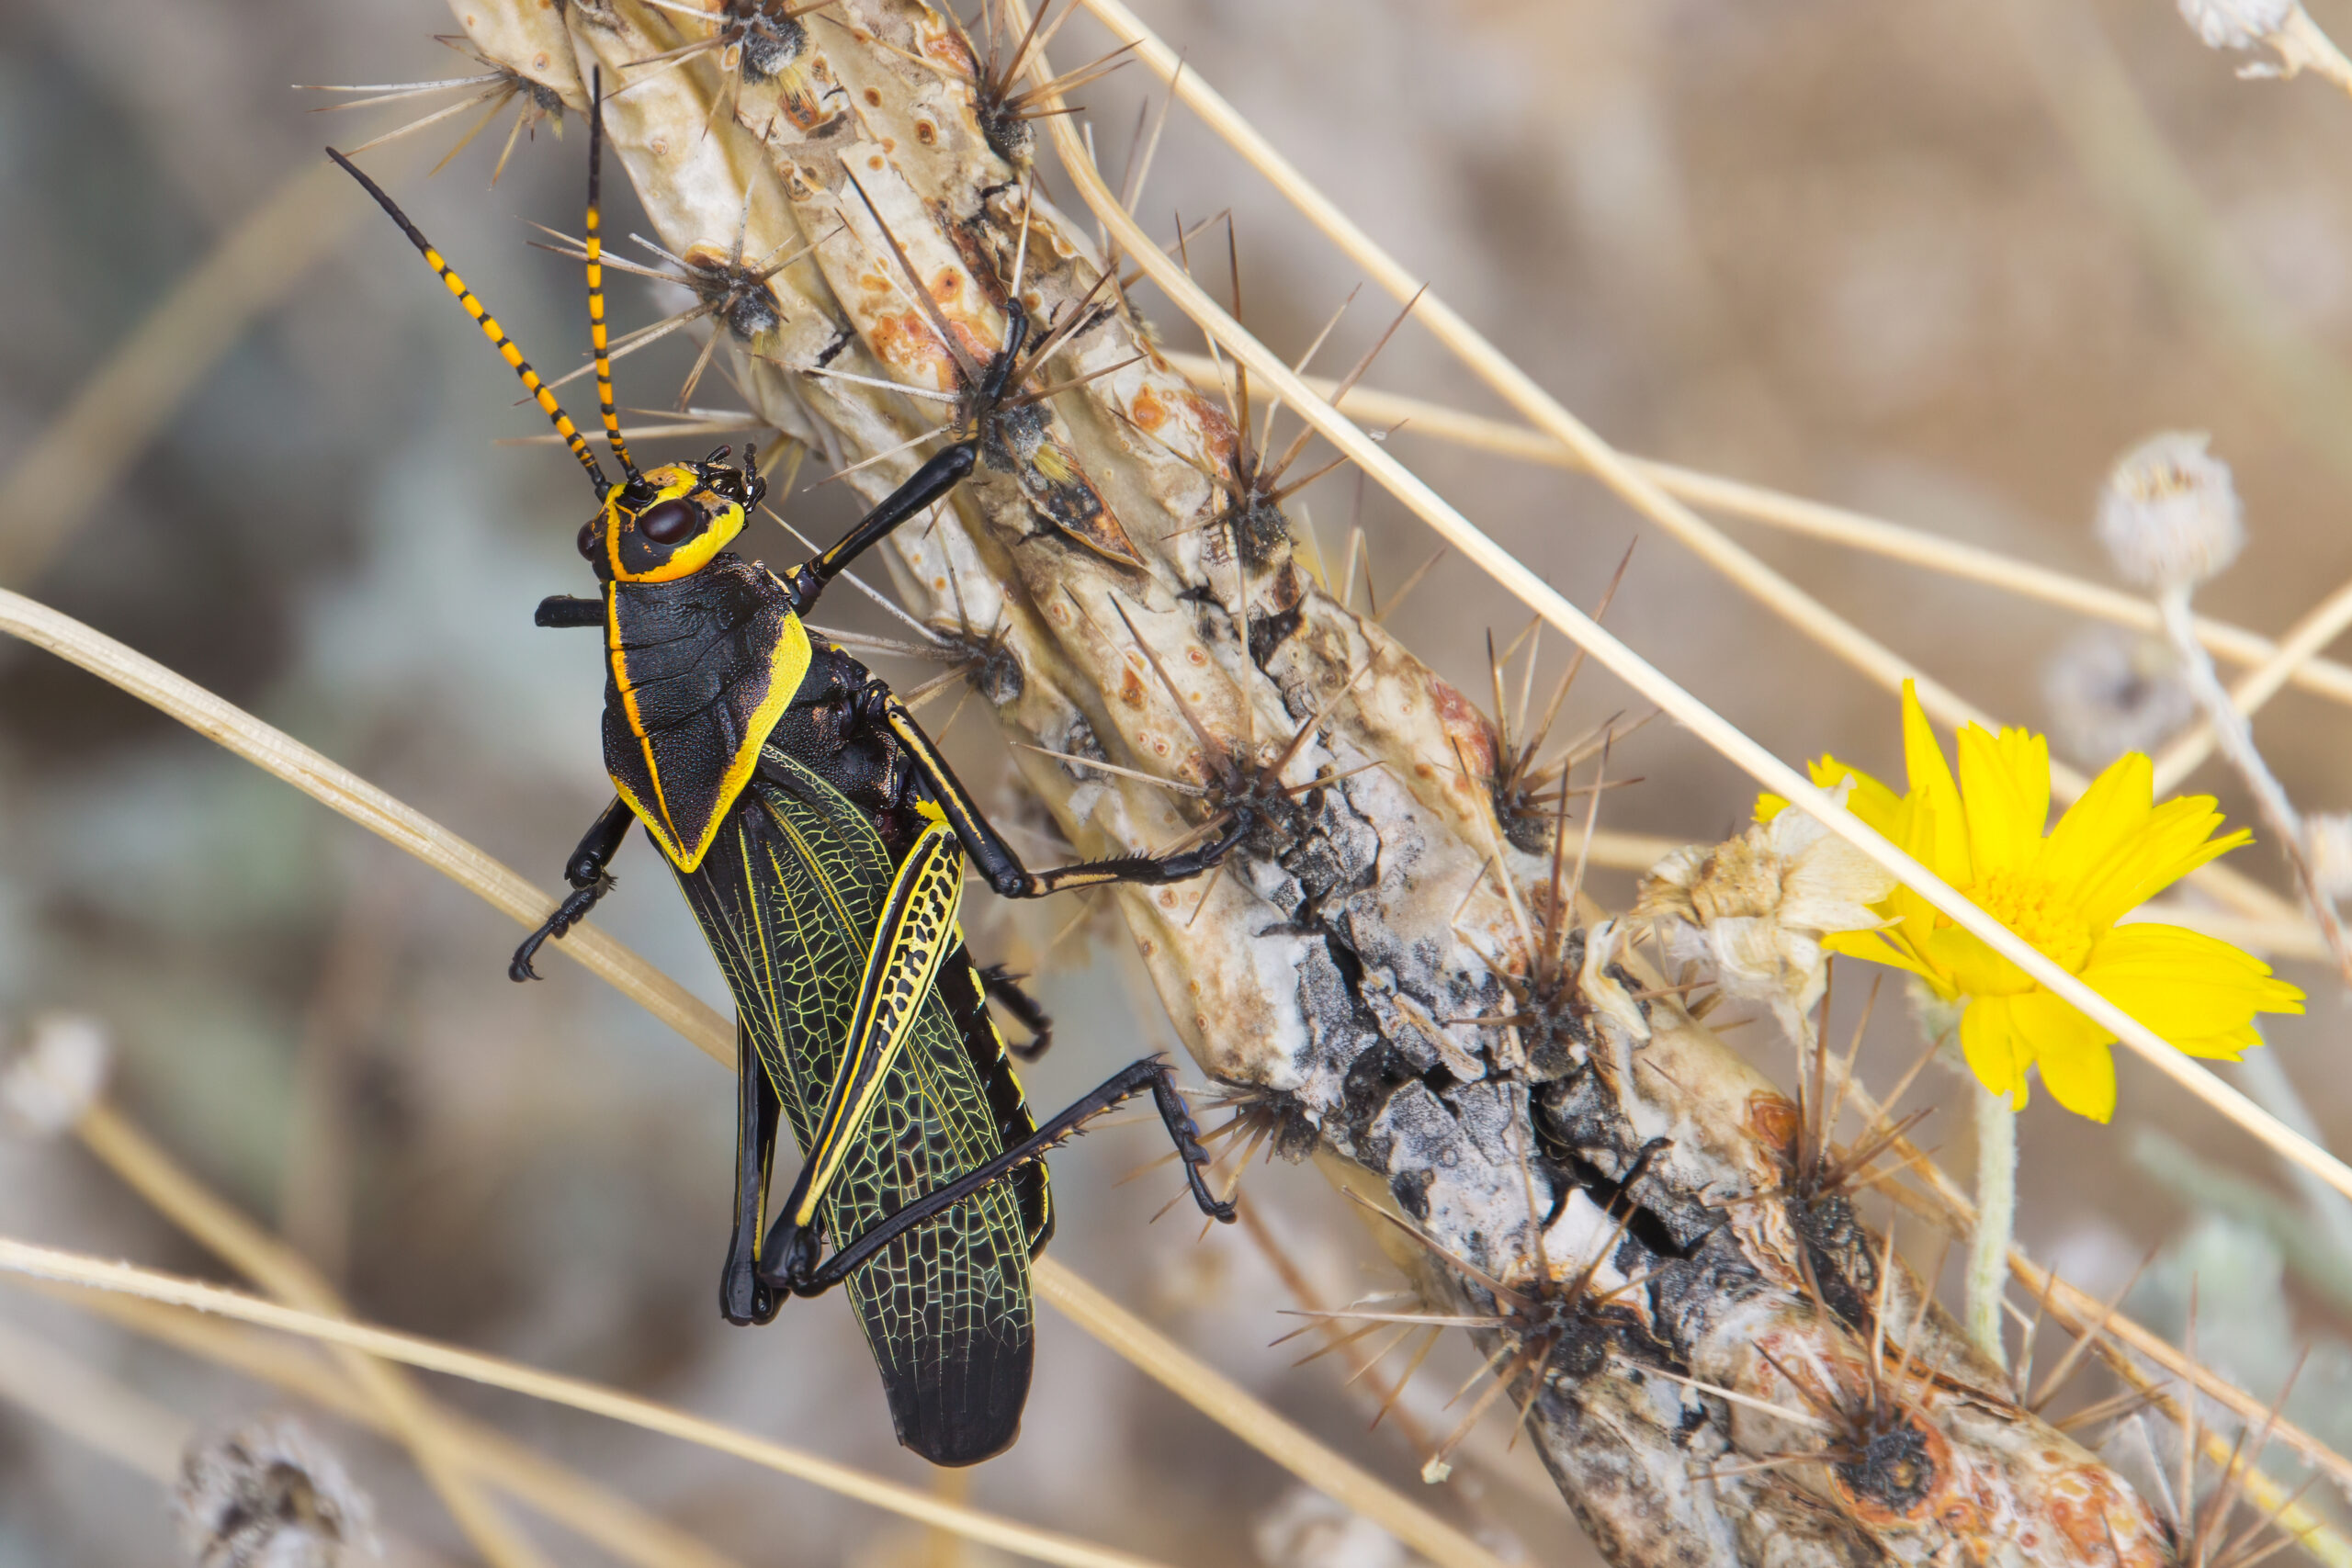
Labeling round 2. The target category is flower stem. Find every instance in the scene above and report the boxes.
[1967,1086,2017,1369]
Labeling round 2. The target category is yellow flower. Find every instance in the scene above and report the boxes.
[1758,682,2303,1121]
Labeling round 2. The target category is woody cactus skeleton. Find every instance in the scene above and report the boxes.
[413,1,2183,1562]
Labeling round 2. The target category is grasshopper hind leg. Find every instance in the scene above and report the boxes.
[720,1022,786,1325]
[766,1055,1234,1301]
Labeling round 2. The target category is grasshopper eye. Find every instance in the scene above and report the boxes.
[638,498,700,546]
[577,518,602,558]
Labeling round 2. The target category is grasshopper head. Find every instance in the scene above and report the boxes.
[582,446,767,584]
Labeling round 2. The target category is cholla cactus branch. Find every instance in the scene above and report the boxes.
[394,2,2291,1561]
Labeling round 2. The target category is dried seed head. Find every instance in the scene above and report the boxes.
[2308,811,2352,905]
[2177,0,2298,50]
[1636,795,1895,1017]
[2096,432,2245,592]
[0,1012,111,1139]
[2041,626,2194,768]
[1251,1485,1408,1568]
[172,1413,378,1568]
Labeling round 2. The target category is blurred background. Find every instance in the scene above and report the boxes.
[0,0,2348,1562]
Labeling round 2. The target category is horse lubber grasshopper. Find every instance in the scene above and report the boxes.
[329,78,1239,1466]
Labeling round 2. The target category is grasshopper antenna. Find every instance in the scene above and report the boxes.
[328,147,615,500]
[586,69,644,492]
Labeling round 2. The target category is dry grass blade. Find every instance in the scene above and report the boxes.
[0,1312,192,1480]
[1036,1271,1509,1568]
[0,586,1498,1566]
[0,1313,454,1567]
[0,589,730,1057]
[74,1102,552,1568]
[53,1287,743,1568]
[1153,350,2352,711]
[1016,40,2352,1207]
[0,1238,1179,1568]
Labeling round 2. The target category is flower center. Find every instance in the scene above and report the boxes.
[1960,866,2095,973]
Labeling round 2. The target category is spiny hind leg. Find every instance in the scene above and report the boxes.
[775,1056,1234,1300]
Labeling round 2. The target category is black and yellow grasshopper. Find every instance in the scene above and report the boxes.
[329,85,1238,1466]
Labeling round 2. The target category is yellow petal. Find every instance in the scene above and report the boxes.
[1814,754,1905,834]
[1762,753,1904,830]
[2073,799,2250,930]
[2081,923,2306,1039]
[2034,1035,2118,1122]
[1955,723,2050,875]
[2007,985,2114,1057]
[1922,922,2033,998]
[2039,751,2153,890]
[1824,927,1951,991]
[1900,681,1973,886]
[2171,1025,2265,1062]
[1960,995,2030,1108]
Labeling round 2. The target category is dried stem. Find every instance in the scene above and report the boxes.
[1157,350,2352,713]
[1035,1267,1506,1568]
[75,1101,553,1568]
[54,1283,742,1568]
[2152,572,2352,790]
[2154,586,2352,980]
[0,1238,1183,1568]
[65,1100,744,1568]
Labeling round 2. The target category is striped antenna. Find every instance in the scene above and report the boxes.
[329,148,614,500]
[586,71,640,487]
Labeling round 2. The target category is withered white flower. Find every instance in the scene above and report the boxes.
[1636,790,1896,1021]
[2177,0,2297,51]
[172,1413,379,1568]
[2096,432,2245,592]
[0,1012,111,1139]
[2042,626,2193,769]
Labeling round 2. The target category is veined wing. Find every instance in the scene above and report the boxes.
[674,745,1035,1465]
